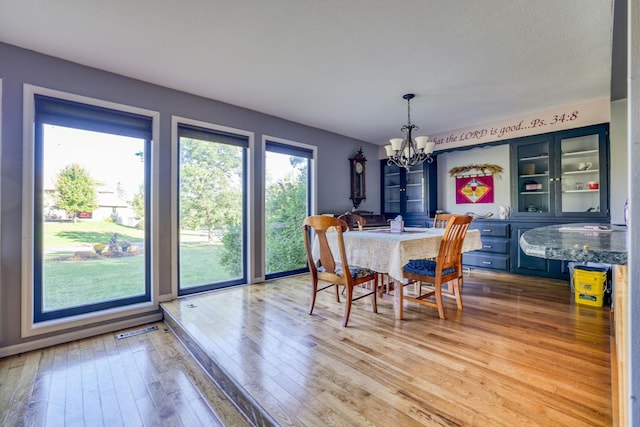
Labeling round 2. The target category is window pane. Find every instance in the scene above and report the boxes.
[265,150,309,277]
[38,124,148,319]
[178,133,246,293]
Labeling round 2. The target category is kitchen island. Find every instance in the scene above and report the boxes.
[520,223,629,427]
[519,223,627,265]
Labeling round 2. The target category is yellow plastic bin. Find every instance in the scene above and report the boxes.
[573,265,608,307]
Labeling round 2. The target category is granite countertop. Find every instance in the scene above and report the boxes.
[519,223,628,265]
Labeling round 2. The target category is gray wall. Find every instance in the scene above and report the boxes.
[0,42,379,351]
[610,98,629,224]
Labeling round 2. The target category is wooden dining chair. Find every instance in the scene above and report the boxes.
[434,212,469,290]
[401,215,473,319]
[337,213,366,231]
[302,215,378,327]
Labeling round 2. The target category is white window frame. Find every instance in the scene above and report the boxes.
[21,84,160,337]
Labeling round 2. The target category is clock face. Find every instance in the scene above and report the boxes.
[355,162,363,174]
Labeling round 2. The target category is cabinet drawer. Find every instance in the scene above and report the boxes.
[477,237,509,254]
[470,223,509,237]
[463,253,510,271]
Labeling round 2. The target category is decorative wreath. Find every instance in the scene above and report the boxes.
[448,164,503,177]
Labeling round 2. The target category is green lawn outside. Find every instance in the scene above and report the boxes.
[179,242,237,288]
[44,256,145,309]
[42,221,232,310]
[44,220,144,247]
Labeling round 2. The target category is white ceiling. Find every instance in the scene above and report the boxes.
[0,0,615,144]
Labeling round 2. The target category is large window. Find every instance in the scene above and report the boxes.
[264,140,313,279]
[32,94,152,322]
[177,123,248,295]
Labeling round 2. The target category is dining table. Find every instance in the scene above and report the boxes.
[311,227,483,319]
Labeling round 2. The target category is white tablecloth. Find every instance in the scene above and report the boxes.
[312,227,483,281]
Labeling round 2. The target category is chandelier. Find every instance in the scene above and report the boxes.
[384,93,435,169]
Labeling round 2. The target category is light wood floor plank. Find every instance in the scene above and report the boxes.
[0,322,249,426]
[163,270,612,426]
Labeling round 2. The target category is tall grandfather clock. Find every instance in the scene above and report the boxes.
[349,147,366,209]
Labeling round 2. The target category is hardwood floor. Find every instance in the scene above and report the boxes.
[0,322,251,427]
[1,271,612,426]
[163,270,612,427]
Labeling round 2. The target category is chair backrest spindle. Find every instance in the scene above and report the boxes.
[433,213,456,229]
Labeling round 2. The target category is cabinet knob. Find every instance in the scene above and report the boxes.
[483,245,493,249]
[482,229,492,232]
[482,261,493,265]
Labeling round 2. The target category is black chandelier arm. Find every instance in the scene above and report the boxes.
[386,151,433,169]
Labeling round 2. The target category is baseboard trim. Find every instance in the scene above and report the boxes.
[0,312,163,358]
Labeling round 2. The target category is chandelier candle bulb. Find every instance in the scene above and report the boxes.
[384,145,395,156]
[415,136,429,150]
[390,138,403,151]
[425,141,435,154]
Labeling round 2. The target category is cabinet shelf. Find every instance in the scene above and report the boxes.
[406,183,422,187]
[562,149,598,157]
[519,155,549,161]
[519,173,548,178]
[519,191,549,195]
[563,189,599,193]
[386,185,401,188]
[562,169,599,175]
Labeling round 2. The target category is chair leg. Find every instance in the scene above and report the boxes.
[335,283,341,302]
[371,275,378,313]
[435,281,446,320]
[378,273,391,298]
[453,278,463,310]
[343,285,354,327]
[309,278,318,315]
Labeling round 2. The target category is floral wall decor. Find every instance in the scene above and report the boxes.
[450,164,503,204]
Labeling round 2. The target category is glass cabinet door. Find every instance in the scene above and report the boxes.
[511,124,608,218]
[405,164,425,214]
[515,139,551,214]
[559,133,601,214]
[383,163,401,215]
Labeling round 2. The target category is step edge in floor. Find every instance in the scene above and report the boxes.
[162,307,279,427]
